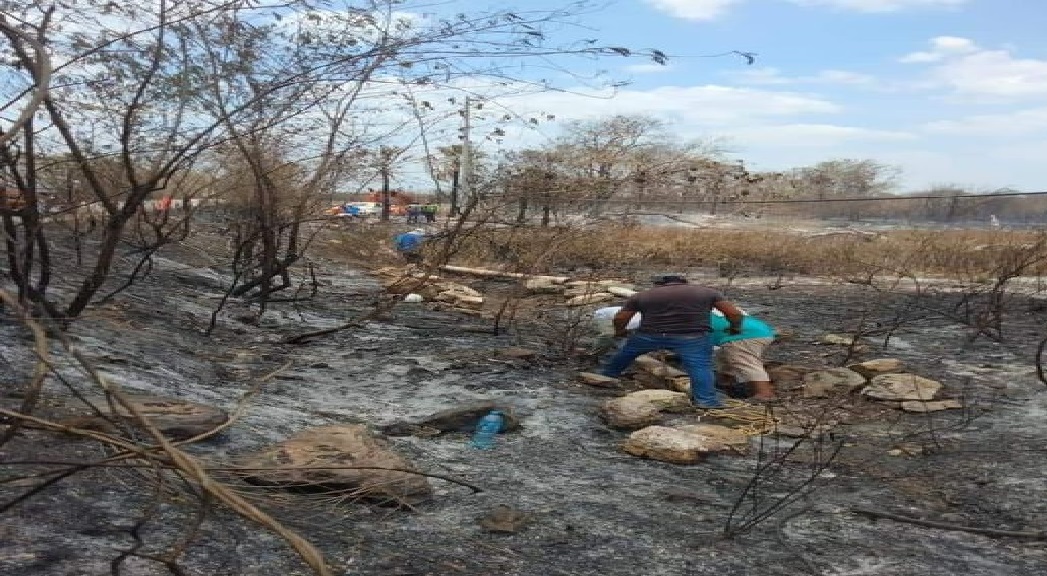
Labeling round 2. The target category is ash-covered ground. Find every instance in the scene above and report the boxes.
[2,234,1047,576]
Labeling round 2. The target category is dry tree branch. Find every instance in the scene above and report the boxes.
[1,460,484,494]
[0,290,52,447]
[171,360,292,446]
[851,506,1047,540]
[57,347,334,575]
[0,17,52,147]
[0,302,335,575]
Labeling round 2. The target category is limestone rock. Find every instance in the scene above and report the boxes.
[802,368,867,398]
[863,373,942,401]
[623,389,691,412]
[600,396,662,430]
[523,278,564,294]
[606,286,637,298]
[669,376,691,394]
[820,334,868,351]
[436,281,481,297]
[765,363,816,390]
[676,424,750,450]
[577,372,619,388]
[900,399,963,413]
[436,291,484,309]
[238,425,432,504]
[85,394,228,440]
[634,354,688,379]
[848,358,905,378]
[380,401,521,436]
[621,426,733,464]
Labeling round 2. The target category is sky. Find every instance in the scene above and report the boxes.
[452,0,1047,193]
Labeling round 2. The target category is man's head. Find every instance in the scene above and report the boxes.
[651,274,688,286]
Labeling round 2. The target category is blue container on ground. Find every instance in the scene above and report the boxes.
[471,410,505,450]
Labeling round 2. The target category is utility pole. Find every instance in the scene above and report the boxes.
[458,96,473,215]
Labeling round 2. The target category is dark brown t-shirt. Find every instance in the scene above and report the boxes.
[622,283,724,335]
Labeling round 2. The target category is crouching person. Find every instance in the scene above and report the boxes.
[711,308,777,401]
[394,228,426,264]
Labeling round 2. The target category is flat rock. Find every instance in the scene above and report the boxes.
[765,363,815,390]
[577,372,619,388]
[380,401,521,436]
[621,425,737,464]
[83,394,228,440]
[802,368,867,398]
[600,396,662,430]
[623,389,692,412]
[863,373,942,401]
[523,278,564,294]
[237,424,432,504]
[675,424,750,449]
[900,399,963,413]
[848,358,905,378]
[820,333,862,346]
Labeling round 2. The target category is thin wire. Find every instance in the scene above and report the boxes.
[520,189,1047,206]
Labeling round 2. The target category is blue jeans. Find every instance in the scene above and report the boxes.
[601,332,720,407]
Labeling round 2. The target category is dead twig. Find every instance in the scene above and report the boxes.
[851,506,1047,540]
[1036,333,1047,387]
[1,460,484,494]
[0,290,52,447]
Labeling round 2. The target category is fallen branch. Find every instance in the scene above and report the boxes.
[0,460,483,494]
[439,264,568,284]
[851,506,1047,539]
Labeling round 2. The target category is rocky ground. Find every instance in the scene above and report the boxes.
[2,229,1047,576]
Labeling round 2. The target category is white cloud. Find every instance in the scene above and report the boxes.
[642,0,966,22]
[901,37,1047,99]
[788,0,967,12]
[642,0,743,21]
[731,67,874,85]
[507,84,839,128]
[899,36,978,63]
[923,107,1047,136]
[732,124,916,147]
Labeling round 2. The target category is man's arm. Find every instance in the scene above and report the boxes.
[612,309,636,337]
[714,300,744,334]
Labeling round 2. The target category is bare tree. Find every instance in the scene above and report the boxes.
[0,0,673,324]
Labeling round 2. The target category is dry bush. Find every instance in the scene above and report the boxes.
[434,226,1047,280]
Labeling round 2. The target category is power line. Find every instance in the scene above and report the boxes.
[531,190,1047,206]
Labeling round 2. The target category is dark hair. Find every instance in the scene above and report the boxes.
[652,274,687,285]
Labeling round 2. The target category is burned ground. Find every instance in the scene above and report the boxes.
[2,232,1047,576]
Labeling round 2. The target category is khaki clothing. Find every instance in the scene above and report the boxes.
[716,337,773,382]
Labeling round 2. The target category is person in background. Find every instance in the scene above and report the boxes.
[342,203,362,220]
[710,308,777,402]
[406,204,422,223]
[422,203,438,223]
[394,228,426,264]
[600,274,745,410]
